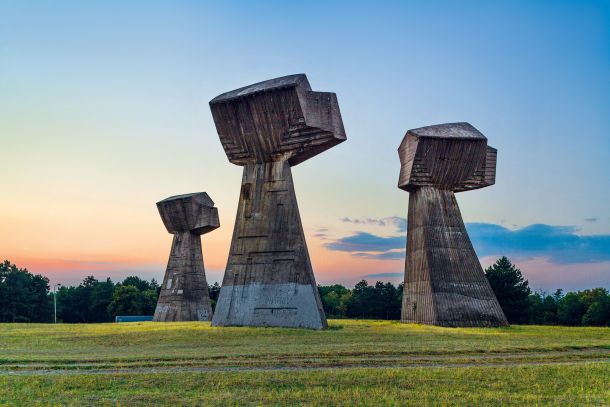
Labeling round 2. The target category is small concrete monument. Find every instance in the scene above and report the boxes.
[153,192,219,322]
[209,74,346,329]
[398,122,508,327]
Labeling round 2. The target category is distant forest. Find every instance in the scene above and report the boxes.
[1,258,609,326]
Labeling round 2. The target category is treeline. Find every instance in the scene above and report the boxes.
[319,257,610,326]
[56,276,160,323]
[319,282,402,319]
[1,258,609,326]
[0,259,163,323]
[485,257,610,326]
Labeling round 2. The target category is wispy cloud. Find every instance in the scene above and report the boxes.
[341,217,407,233]
[363,272,403,278]
[353,250,406,260]
[324,232,405,253]
[386,217,407,233]
[313,228,329,240]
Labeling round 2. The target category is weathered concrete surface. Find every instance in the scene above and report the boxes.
[213,283,325,328]
[209,74,345,167]
[398,123,508,327]
[153,193,219,322]
[211,161,327,329]
[210,74,346,329]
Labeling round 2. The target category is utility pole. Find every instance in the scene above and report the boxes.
[53,283,61,324]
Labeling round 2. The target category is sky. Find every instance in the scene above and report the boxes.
[1,1,609,292]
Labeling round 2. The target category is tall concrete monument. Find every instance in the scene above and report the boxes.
[153,192,219,322]
[398,122,508,327]
[209,74,346,329]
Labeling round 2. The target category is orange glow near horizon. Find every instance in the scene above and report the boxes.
[3,223,403,287]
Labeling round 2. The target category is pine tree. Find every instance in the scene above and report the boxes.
[485,257,531,324]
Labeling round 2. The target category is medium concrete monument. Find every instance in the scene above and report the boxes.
[209,74,346,329]
[153,192,219,322]
[398,122,508,327]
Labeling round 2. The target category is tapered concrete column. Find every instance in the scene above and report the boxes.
[153,192,219,322]
[212,161,326,328]
[209,74,346,329]
[398,123,508,327]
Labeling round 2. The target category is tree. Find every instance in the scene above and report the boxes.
[527,292,545,325]
[107,285,145,317]
[343,281,402,320]
[582,296,610,326]
[377,281,402,320]
[88,278,115,322]
[56,277,98,323]
[0,262,34,322]
[121,276,151,292]
[543,289,563,325]
[57,285,88,323]
[576,288,610,326]
[485,257,531,324]
[141,289,159,315]
[336,290,352,316]
[150,278,160,295]
[319,284,350,317]
[346,280,372,318]
[119,277,159,315]
[209,282,221,312]
[29,273,53,322]
[0,260,52,322]
[557,292,587,326]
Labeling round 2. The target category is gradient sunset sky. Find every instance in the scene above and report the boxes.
[1,1,609,291]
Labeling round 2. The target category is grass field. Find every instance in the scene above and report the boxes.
[0,320,608,405]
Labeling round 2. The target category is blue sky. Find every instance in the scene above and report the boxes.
[323,219,610,264]
[0,1,609,290]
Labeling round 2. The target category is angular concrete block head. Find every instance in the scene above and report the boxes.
[397,122,507,327]
[209,74,346,166]
[398,122,497,192]
[157,192,219,235]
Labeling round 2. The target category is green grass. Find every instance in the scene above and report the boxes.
[0,320,608,405]
[1,364,609,406]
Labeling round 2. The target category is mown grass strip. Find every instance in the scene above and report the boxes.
[1,363,608,406]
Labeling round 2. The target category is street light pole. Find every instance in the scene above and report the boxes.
[53,284,61,324]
